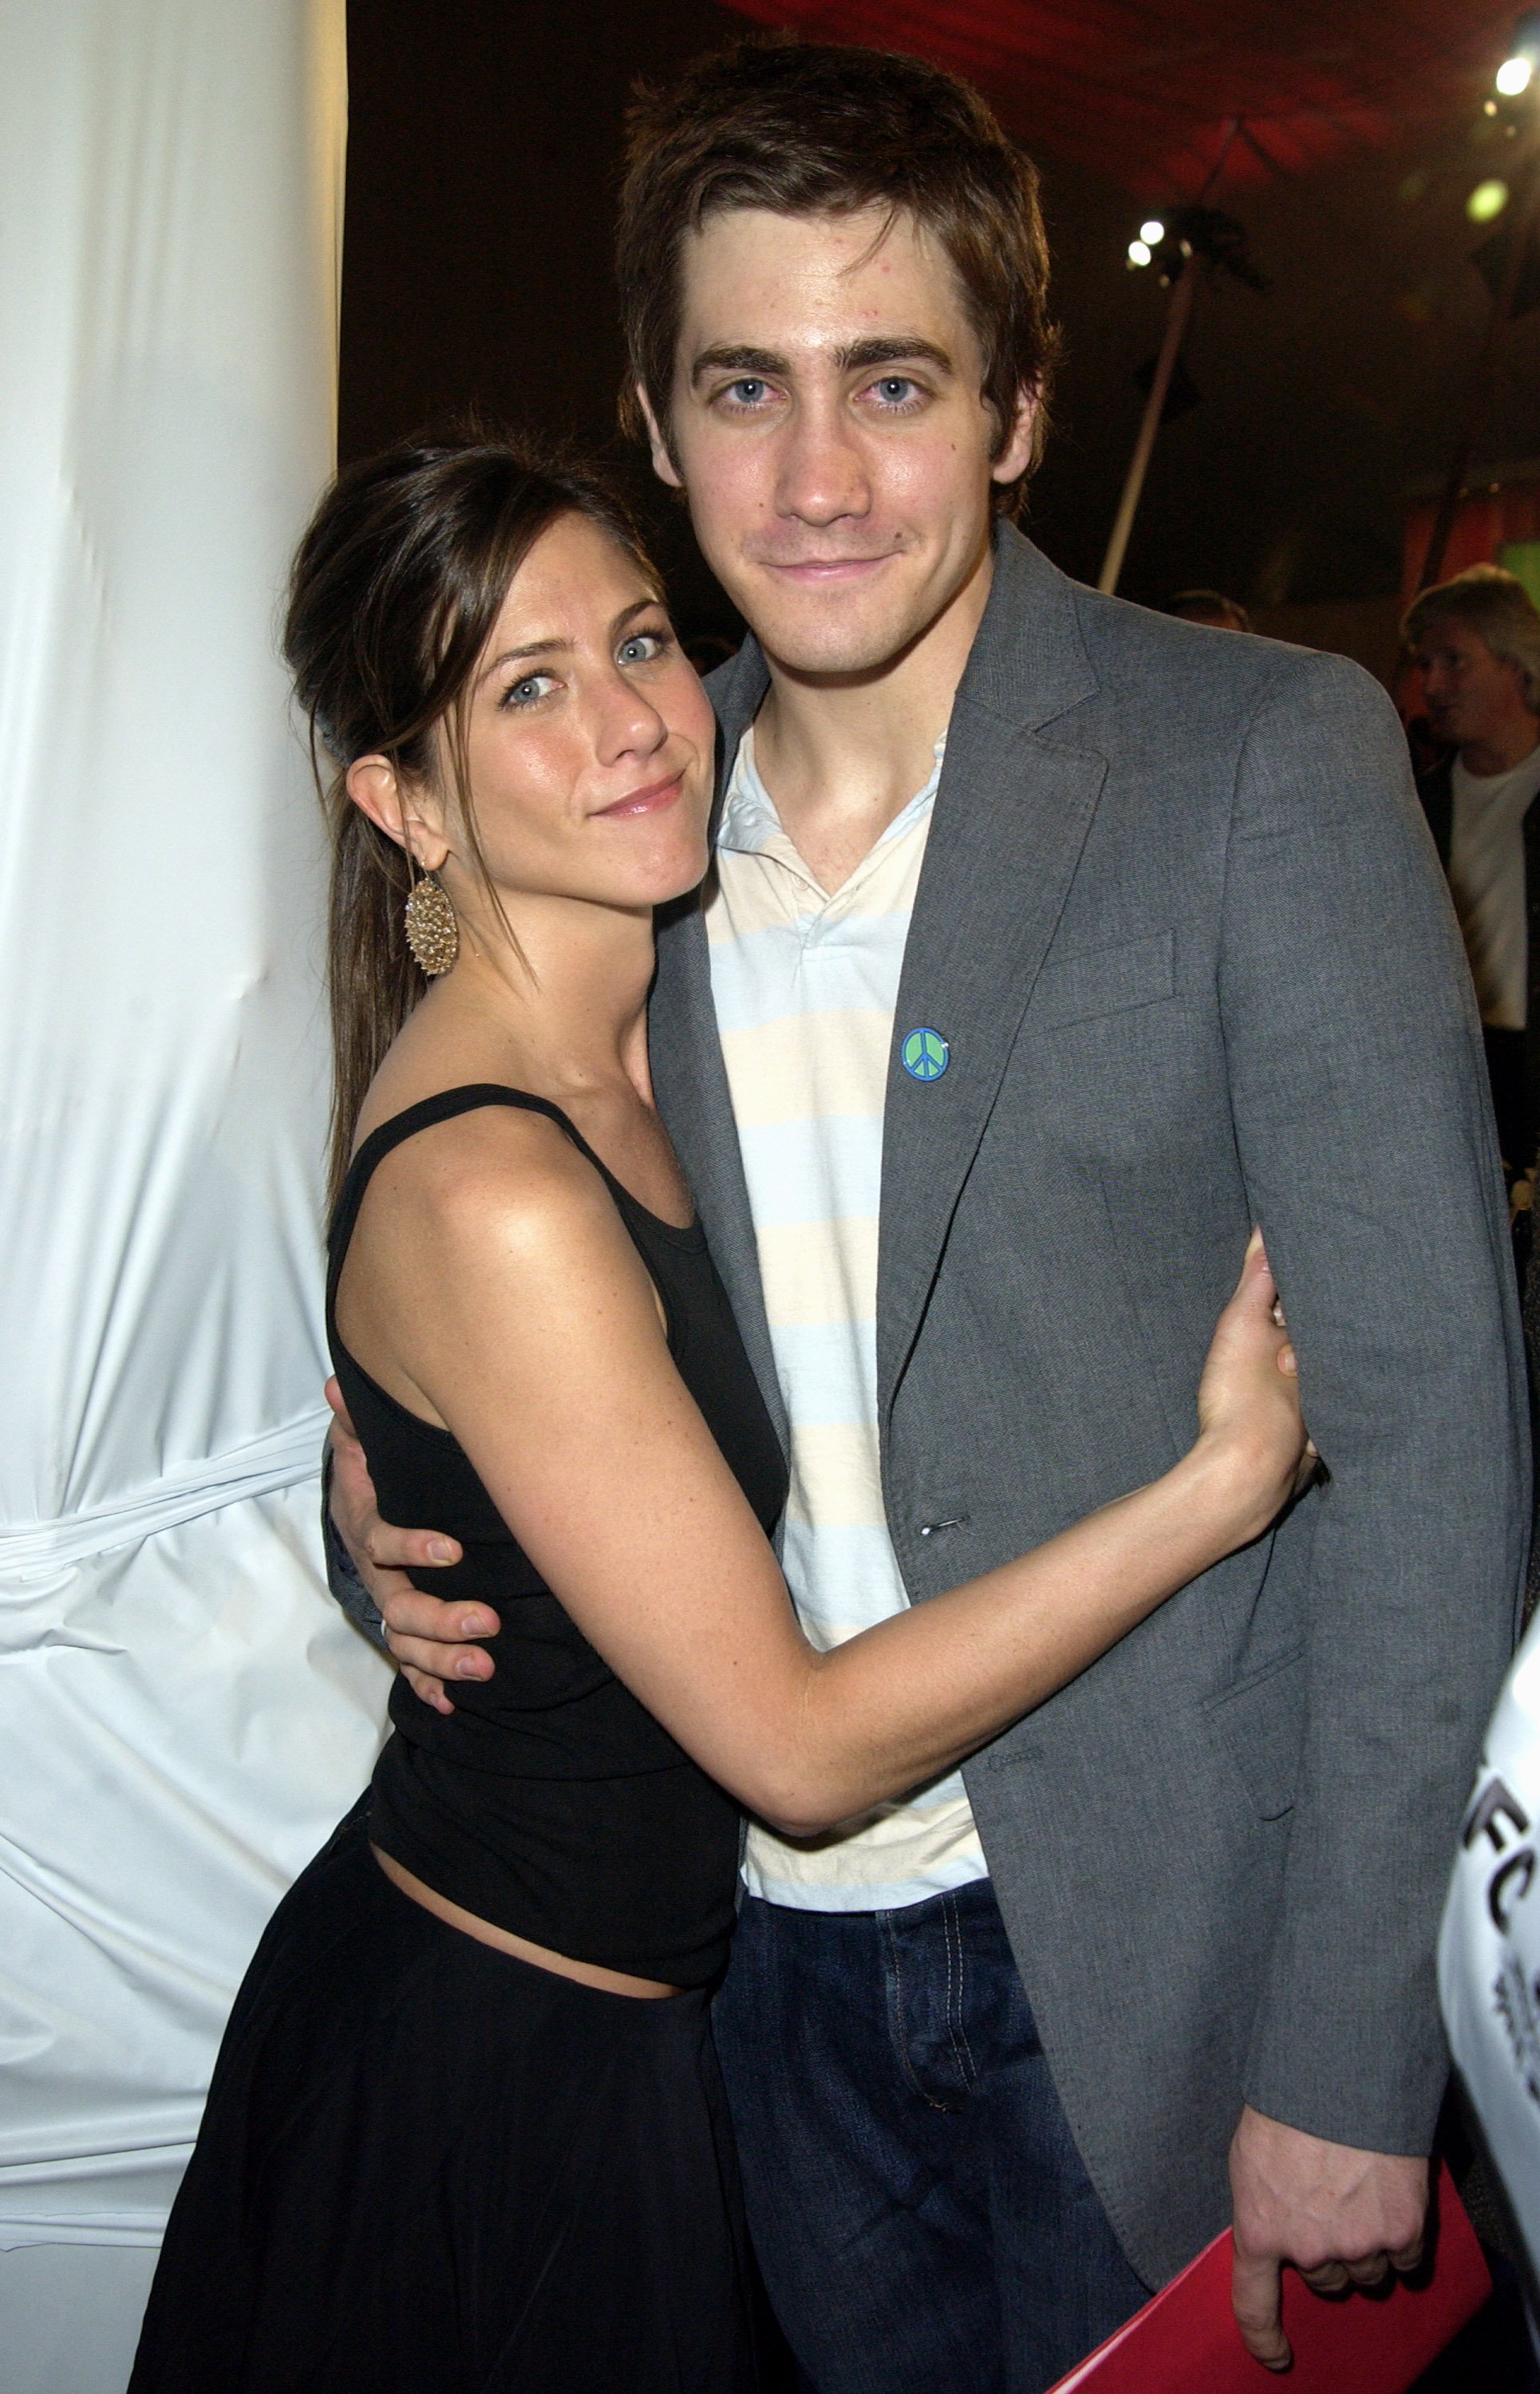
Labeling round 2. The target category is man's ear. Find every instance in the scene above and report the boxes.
[344,755,451,875]
[991,385,1039,489]
[635,383,685,492]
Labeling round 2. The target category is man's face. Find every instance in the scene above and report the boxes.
[643,207,1034,680]
[1415,616,1529,749]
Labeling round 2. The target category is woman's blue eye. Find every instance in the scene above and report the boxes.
[618,630,668,666]
[502,673,555,708]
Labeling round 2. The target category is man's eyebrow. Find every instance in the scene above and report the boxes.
[689,335,956,385]
[690,344,788,385]
[835,335,955,375]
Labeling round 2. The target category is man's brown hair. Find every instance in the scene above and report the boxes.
[616,39,1060,508]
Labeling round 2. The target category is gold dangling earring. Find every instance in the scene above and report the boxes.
[403,855,459,976]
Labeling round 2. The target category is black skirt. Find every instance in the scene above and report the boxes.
[129,1798,762,2393]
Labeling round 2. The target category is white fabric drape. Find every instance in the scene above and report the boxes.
[0,0,386,2283]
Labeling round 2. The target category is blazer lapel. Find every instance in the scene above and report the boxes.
[877,531,1107,1419]
[650,639,788,1446]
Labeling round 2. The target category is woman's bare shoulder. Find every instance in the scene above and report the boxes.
[359,1096,603,1226]
[353,1099,622,1270]
[340,1096,670,1432]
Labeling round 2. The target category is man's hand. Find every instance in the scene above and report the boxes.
[1229,2107,1427,2370]
[326,1378,497,1715]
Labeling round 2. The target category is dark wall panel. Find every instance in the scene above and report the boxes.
[341,0,744,635]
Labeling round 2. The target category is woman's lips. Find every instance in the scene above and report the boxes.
[594,769,686,820]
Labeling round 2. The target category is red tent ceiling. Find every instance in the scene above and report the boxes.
[720,2,1526,198]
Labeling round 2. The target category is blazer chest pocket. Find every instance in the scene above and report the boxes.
[1203,1643,1305,1820]
[1032,930,1175,1031]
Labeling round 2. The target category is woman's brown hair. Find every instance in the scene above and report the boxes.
[283,432,657,1210]
[616,38,1060,506]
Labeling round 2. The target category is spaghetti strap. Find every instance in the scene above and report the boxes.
[326,1083,692,1305]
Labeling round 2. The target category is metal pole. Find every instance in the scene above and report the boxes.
[1098,260,1196,596]
[1420,155,1540,589]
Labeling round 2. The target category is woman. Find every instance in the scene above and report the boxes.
[131,433,1310,2393]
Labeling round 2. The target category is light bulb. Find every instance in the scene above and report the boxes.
[1468,178,1510,220]
[1139,219,1166,244]
[1497,55,1533,95]
[1127,239,1151,267]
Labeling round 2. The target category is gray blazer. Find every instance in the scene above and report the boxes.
[649,524,1528,2285]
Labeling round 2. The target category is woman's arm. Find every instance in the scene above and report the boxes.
[342,1112,1306,1835]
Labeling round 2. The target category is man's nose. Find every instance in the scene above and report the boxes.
[774,401,871,526]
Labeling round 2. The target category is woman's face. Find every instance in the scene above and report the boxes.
[429,512,717,922]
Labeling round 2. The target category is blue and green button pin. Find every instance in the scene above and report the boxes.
[901,1027,950,1082]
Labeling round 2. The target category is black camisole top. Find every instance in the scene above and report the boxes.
[326,1085,788,1988]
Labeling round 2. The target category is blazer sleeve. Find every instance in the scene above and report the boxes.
[319,1440,389,1650]
[1218,649,1526,2153]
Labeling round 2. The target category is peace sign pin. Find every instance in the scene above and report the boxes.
[901,1027,950,1082]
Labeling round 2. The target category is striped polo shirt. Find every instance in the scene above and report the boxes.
[706,726,988,1912]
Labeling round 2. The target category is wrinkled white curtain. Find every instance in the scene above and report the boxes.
[0,0,387,2360]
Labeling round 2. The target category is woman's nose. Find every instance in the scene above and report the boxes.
[594,674,669,764]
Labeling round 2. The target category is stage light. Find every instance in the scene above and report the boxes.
[1468,178,1510,220]
[1127,239,1151,267]
[1139,219,1165,244]
[1499,6,1540,93]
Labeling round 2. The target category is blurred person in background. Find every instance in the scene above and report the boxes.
[1405,567,1540,1184]
[1165,587,1252,632]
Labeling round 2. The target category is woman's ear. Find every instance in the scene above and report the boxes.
[344,755,451,874]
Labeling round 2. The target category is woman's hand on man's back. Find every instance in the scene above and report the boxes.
[326,1376,494,1713]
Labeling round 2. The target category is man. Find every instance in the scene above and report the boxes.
[327,41,1524,2392]
[1404,565,1540,1180]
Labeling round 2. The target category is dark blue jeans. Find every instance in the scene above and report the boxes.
[713,1878,1149,2394]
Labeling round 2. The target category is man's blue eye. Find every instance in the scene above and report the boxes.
[876,378,914,403]
[730,380,768,405]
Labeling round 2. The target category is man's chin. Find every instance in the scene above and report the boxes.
[770,646,912,682]
[730,541,998,683]
[748,606,930,684]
